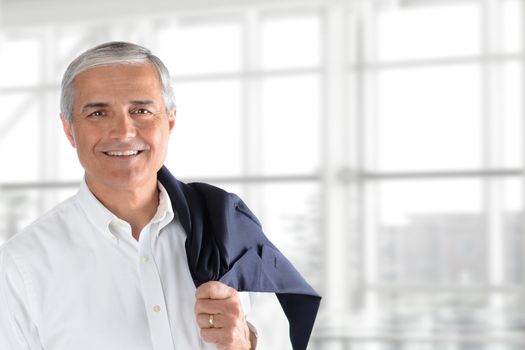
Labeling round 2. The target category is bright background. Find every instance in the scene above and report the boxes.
[0,0,524,349]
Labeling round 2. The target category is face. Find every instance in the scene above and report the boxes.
[62,63,175,193]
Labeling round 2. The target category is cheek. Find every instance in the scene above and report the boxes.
[150,128,171,160]
[74,133,98,154]
[148,125,171,146]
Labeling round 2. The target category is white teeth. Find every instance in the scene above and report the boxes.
[105,150,140,157]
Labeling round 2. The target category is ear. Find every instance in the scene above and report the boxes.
[61,114,77,148]
[168,107,176,134]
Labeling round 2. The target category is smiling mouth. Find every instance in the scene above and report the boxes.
[103,150,144,157]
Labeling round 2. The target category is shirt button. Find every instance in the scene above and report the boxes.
[142,256,150,263]
[153,305,161,313]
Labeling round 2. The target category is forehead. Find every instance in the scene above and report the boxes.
[72,63,163,104]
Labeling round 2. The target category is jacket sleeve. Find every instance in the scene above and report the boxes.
[0,248,44,350]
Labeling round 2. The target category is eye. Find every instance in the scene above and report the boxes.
[132,108,152,115]
[88,111,105,118]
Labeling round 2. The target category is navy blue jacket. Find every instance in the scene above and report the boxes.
[157,166,321,350]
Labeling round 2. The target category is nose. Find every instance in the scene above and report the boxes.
[109,112,137,140]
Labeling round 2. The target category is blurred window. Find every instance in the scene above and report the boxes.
[0,0,523,349]
[374,64,482,171]
[261,14,321,69]
[355,0,525,348]
[157,21,242,75]
[166,79,243,177]
[377,3,481,61]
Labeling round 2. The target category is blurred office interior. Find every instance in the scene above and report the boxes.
[0,0,524,349]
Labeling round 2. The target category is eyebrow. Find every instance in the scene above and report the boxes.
[129,100,158,108]
[81,102,110,112]
[81,100,158,112]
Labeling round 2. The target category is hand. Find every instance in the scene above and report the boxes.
[195,281,253,350]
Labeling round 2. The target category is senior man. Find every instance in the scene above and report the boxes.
[0,42,320,350]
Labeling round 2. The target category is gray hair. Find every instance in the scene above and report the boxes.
[60,41,176,123]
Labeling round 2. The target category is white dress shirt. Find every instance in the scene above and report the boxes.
[0,179,253,350]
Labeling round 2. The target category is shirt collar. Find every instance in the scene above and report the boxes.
[76,178,175,239]
[152,181,175,236]
[77,178,117,237]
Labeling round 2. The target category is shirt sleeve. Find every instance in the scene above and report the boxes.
[237,291,252,316]
[0,248,44,350]
[238,292,259,339]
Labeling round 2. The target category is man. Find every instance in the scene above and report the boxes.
[0,42,319,350]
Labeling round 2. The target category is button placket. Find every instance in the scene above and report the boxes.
[138,224,174,350]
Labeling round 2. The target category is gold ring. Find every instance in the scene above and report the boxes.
[208,314,214,328]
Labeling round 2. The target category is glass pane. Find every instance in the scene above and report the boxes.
[371,290,525,350]
[375,64,481,171]
[504,178,524,284]
[260,182,322,285]
[503,0,522,53]
[166,80,242,177]
[261,75,320,175]
[157,21,241,75]
[241,182,321,350]
[48,88,85,181]
[377,3,481,61]
[0,93,40,182]
[375,179,485,285]
[0,36,41,87]
[248,293,290,350]
[503,62,523,168]
[55,31,100,83]
[261,14,321,69]
[58,132,84,181]
[0,187,77,245]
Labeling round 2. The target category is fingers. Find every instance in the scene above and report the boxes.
[198,314,251,348]
[194,300,244,344]
[195,281,242,320]
[195,296,243,316]
[194,282,252,349]
[196,313,224,329]
[195,281,237,300]
[200,326,242,346]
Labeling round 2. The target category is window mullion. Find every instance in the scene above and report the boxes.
[481,1,506,305]
[521,0,525,286]
[360,0,381,315]
[240,10,263,215]
[319,1,353,321]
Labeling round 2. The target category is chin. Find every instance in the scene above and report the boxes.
[100,170,152,189]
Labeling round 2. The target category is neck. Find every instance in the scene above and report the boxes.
[85,176,159,240]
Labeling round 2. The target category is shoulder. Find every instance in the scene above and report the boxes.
[0,195,80,261]
[188,182,261,226]
[186,182,230,198]
[187,182,248,209]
